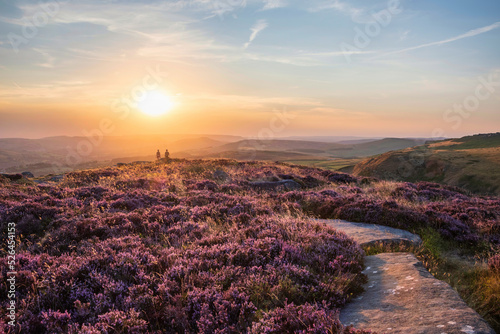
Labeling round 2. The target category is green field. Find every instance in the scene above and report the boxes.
[285,158,363,171]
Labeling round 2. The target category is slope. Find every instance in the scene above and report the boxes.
[353,133,500,195]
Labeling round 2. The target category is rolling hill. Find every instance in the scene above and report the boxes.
[353,133,500,195]
[0,135,439,176]
[185,138,432,160]
[0,134,241,176]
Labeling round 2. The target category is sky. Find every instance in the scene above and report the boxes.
[0,0,499,139]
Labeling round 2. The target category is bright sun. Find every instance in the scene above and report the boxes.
[138,90,174,116]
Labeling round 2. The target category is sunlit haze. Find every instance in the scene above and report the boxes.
[137,90,175,117]
[0,0,499,139]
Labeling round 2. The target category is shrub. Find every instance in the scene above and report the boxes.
[489,254,500,273]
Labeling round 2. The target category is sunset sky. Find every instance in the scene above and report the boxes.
[0,0,499,139]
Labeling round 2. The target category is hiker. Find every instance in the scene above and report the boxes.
[165,149,170,160]
[156,149,161,160]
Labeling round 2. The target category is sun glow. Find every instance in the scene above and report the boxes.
[138,90,174,116]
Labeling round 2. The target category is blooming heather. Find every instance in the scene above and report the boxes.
[0,160,497,333]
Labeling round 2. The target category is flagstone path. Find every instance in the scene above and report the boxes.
[316,219,495,334]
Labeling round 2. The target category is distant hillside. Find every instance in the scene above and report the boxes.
[185,138,431,160]
[280,135,445,144]
[207,139,341,155]
[169,137,227,153]
[201,149,326,161]
[281,135,380,143]
[340,138,429,157]
[0,135,439,176]
[0,134,240,176]
[353,133,500,195]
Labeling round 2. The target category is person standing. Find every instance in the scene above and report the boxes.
[156,149,161,160]
[164,149,170,160]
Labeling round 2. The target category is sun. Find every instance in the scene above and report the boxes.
[137,90,174,116]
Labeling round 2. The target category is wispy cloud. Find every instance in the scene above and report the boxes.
[308,107,369,117]
[33,48,56,68]
[190,93,324,110]
[262,0,287,10]
[244,19,268,49]
[0,1,23,19]
[303,50,377,57]
[243,52,324,67]
[310,0,365,21]
[399,30,410,41]
[386,22,500,55]
[315,0,362,16]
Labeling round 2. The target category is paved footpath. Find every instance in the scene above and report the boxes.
[317,219,422,248]
[316,219,496,334]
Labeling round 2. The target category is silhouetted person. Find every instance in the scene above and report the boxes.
[156,149,161,160]
[165,149,170,160]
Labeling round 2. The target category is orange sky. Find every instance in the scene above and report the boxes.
[1,0,499,139]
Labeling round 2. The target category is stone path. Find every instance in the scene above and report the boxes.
[317,219,422,248]
[341,253,494,334]
[315,219,495,334]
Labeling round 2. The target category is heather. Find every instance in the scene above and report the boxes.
[0,159,498,332]
[0,160,368,333]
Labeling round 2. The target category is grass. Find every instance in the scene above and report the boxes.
[417,229,499,332]
[458,174,498,194]
[286,158,363,171]
[448,133,500,150]
[364,227,500,333]
[354,143,500,196]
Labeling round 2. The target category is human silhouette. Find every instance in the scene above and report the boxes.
[164,149,170,160]
[156,149,161,160]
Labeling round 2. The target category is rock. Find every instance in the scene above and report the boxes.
[116,163,127,167]
[249,180,302,191]
[22,171,34,178]
[299,175,323,188]
[50,175,64,182]
[277,173,295,180]
[322,171,358,184]
[319,189,340,198]
[1,173,23,181]
[213,169,230,182]
[360,177,377,185]
[318,219,422,248]
[278,180,302,190]
[340,253,495,334]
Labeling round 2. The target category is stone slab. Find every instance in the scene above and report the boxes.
[340,253,495,334]
[317,219,422,248]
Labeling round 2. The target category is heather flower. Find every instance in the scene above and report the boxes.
[250,302,369,334]
[488,254,500,273]
[1,159,496,333]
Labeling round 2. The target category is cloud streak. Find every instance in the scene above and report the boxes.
[303,50,377,57]
[314,0,363,16]
[309,0,367,22]
[387,21,500,55]
[262,0,287,10]
[244,19,268,49]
